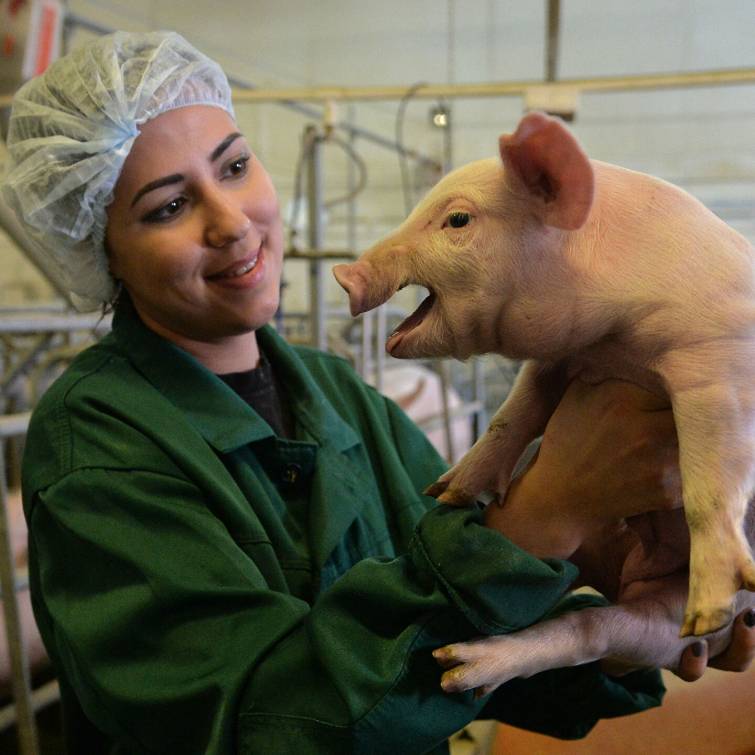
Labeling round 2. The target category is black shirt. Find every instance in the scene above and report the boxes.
[217,350,293,438]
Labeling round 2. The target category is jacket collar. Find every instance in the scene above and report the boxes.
[110,295,361,454]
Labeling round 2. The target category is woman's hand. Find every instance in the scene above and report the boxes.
[485,377,682,559]
[674,606,755,680]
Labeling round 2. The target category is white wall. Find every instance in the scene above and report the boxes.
[1,0,753,313]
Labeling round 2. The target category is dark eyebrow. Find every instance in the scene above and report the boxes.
[130,174,184,208]
[210,132,243,162]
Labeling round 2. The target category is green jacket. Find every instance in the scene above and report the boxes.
[22,296,663,754]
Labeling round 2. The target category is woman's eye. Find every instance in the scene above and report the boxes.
[226,155,250,177]
[446,211,470,229]
[143,197,186,223]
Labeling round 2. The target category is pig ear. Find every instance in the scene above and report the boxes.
[499,112,594,230]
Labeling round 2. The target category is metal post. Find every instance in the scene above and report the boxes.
[471,359,487,442]
[346,103,358,257]
[546,0,561,83]
[436,360,456,464]
[305,126,327,351]
[0,440,38,755]
[360,312,373,381]
[375,305,386,393]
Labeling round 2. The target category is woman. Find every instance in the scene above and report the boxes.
[2,31,752,755]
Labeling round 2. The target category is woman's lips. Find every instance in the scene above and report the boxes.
[207,248,265,289]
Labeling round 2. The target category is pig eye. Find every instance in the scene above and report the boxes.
[446,211,471,229]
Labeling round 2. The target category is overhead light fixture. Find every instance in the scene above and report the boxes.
[430,104,450,129]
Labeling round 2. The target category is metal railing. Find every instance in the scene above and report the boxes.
[0,412,43,755]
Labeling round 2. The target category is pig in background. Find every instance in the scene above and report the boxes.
[333,111,755,683]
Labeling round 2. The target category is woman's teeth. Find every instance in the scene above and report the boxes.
[220,256,258,278]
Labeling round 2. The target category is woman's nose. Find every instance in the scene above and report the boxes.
[204,192,252,248]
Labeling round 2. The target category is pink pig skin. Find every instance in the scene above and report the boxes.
[333,111,755,642]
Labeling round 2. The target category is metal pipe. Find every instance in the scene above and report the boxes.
[435,360,455,464]
[0,680,59,732]
[305,127,327,350]
[219,67,755,104]
[415,399,484,435]
[1,335,54,393]
[0,451,39,754]
[284,250,356,261]
[375,304,387,393]
[3,66,755,111]
[360,311,373,380]
[0,413,31,438]
[0,313,110,334]
[546,0,561,83]
[471,360,487,443]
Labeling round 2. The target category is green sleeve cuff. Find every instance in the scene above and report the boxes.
[482,663,664,739]
[412,505,579,634]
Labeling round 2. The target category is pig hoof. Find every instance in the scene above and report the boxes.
[423,481,449,498]
[436,488,476,507]
[743,561,755,592]
[680,606,733,638]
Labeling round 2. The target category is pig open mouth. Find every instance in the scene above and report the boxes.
[386,290,437,355]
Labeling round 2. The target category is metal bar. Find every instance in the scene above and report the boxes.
[360,311,373,380]
[434,360,456,464]
[471,359,487,443]
[0,313,110,334]
[0,413,31,439]
[62,10,111,37]
[0,680,60,732]
[0,452,39,754]
[1,335,54,393]
[305,128,327,350]
[219,67,755,104]
[546,0,561,83]
[284,250,356,261]
[375,305,387,393]
[415,400,485,434]
[0,566,29,598]
[346,103,359,272]
[4,66,755,111]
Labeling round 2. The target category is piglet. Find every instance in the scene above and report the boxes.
[333,111,755,639]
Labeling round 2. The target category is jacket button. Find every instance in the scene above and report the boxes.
[282,463,301,484]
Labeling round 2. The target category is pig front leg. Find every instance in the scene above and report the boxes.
[667,378,755,636]
[426,360,567,506]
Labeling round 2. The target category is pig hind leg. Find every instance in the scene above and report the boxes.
[436,578,695,695]
[436,573,748,695]
[670,382,755,636]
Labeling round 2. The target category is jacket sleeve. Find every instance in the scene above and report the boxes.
[28,467,661,755]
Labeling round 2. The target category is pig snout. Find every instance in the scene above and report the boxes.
[333,260,405,318]
[333,263,371,317]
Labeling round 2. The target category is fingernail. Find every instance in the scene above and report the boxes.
[691,641,704,657]
[745,609,755,628]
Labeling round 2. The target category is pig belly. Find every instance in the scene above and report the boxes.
[565,348,668,399]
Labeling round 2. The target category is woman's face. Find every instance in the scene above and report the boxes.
[106,105,283,351]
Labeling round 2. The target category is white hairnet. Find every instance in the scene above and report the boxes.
[1,30,235,311]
